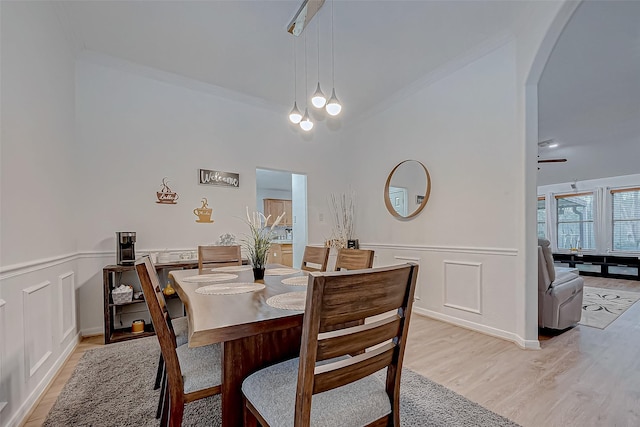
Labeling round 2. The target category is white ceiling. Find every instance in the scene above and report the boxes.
[60,0,532,123]
[57,1,639,186]
[537,1,640,185]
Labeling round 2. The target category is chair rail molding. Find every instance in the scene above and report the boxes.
[365,243,518,257]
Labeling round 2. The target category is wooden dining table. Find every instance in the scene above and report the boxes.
[168,265,306,427]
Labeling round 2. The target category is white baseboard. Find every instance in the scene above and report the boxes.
[413,307,540,350]
[80,327,104,337]
[5,332,81,427]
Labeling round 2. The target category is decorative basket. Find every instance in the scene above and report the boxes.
[112,287,133,304]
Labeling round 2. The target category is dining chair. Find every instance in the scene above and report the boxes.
[136,256,222,427]
[242,263,419,427]
[334,248,375,271]
[198,245,242,273]
[300,246,330,273]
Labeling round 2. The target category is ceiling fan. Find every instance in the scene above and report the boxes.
[537,139,567,165]
[538,157,567,164]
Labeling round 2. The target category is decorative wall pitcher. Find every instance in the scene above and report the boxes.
[194,197,214,223]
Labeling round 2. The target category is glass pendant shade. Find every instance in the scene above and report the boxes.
[311,82,326,108]
[325,88,342,116]
[299,108,313,131]
[289,102,302,124]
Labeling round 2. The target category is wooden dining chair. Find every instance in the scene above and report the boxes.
[242,263,419,427]
[300,246,330,273]
[198,245,242,273]
[135,256,222,427]
[334,248,375,271]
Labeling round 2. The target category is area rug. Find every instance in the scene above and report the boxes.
[43,337,519,427]
[580,286,640,329]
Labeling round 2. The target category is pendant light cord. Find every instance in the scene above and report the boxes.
[304,31,308,106]
[293,37,297,102]
[331,0,335,88]
[317,17,321,82]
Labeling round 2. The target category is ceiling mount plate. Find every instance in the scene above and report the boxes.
[287,0,325,36]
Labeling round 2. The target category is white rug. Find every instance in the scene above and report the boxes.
[580,286,640,329]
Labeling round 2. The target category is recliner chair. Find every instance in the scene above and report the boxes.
[538,238,584,329]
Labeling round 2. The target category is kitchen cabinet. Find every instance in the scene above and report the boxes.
[268,243,293,267]
[263,198,293,226]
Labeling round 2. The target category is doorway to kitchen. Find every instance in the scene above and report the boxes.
[256,168,308,268]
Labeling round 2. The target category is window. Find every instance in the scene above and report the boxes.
[612,188,640,251]
[537,197,546,239]
[555,193,594,250]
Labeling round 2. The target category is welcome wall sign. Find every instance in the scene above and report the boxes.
[199,169,239,188]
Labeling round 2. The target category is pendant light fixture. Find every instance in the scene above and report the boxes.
[288,37,302,124]
[325,0,342,116]
[311,18,326,108]
[299,32,314,131]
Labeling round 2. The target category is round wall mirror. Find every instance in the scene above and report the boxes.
[384,160,431,219]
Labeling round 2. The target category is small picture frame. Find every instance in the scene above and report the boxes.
[416,195,425,205]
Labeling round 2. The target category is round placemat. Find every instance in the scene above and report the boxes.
[265,267,300,276]
[211,266,252,272]
[195,282,265,295]
[182,273,238,283]
[266,291,307,310]
[281,276,309,286]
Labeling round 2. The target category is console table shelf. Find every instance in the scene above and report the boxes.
[553,253,640,281]
[103,261,198,344]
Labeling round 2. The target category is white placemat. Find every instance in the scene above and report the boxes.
[182,273,238,283]
[266,291,307,310]
[211,266,252,272]
[281,276,309,286]
[195,282,266,295]
[265,267,300,276]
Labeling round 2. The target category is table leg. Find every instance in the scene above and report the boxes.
[221,326,302,427]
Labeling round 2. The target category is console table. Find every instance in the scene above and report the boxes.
[103,261,198,344]
[553,253,640,281]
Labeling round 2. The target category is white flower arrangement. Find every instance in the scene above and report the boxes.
[241,207,286,269]
[327,191,356,249]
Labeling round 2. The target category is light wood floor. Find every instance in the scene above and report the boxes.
[23,276,640,427]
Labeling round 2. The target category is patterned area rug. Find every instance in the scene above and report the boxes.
[580,286,640,329]
[44,337,520,426]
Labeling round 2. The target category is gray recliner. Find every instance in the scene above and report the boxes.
[538,239,584,329]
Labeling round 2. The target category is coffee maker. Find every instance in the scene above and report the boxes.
[116,232,136,265]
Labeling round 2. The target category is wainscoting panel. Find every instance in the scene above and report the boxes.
[22,281,53,378]
[58,272,76,343]
[443,261,482,314]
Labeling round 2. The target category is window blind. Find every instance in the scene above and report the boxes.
[611,188,640,251]
[555,193,594,250]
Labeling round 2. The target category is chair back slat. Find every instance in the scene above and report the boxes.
[334,248,374,271]
[316,316,401,361]
[301,246,330,272]
[313,342,395,395]
[294,263,418,426]
[198,245,241,273]
[318,267,412,328]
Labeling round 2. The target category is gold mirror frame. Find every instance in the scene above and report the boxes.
[384,160,431,220]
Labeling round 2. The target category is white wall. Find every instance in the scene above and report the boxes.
[0,2,78,426]
[343,41,529,345]
[74,58,349,335]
